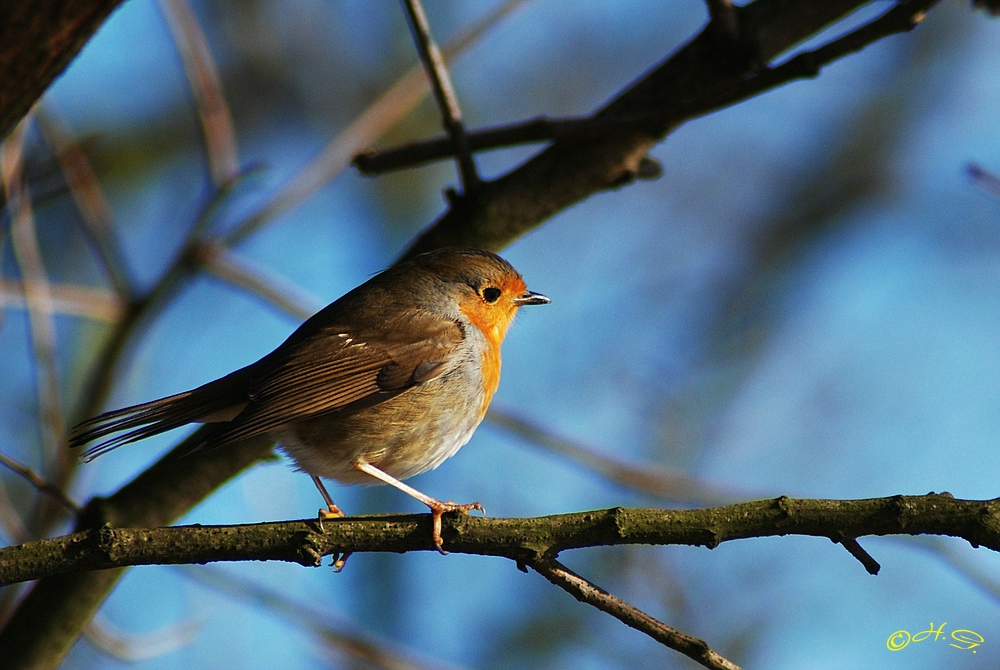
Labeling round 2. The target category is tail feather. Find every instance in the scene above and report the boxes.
[70,391,210,460]
[70,368,254,460]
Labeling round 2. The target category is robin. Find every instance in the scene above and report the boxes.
[70,247,549,553]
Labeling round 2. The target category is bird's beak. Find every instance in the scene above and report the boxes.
[513,291,550,306]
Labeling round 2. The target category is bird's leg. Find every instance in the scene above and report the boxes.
[311,476,352,570]
[352,461,483,554]
[312,475,344,520]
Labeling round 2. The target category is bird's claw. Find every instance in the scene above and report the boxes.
[428,500,482,555]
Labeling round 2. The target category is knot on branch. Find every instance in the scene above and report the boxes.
[292,530,326,567]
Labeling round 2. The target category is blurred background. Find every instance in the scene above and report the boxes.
[2,0,1000,668]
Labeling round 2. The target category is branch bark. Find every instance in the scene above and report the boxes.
[4,494,997,587]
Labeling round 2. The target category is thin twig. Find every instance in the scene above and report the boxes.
[35,109,134,300]
[487,408,743,506]
[195,241,322,321]
[353,114,659,174]
[400,0,479,192]
[835,535,880,575]
[160,0,240,187]
[0,452,80,516]
[528,558,741,670]
[218,0,529,247]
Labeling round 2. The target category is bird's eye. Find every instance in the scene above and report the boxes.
[482,286,502,303]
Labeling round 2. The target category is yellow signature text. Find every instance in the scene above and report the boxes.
[887,622,983,653]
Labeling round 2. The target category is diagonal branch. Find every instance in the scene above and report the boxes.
[529,557,741,670]
[159,0,240,187]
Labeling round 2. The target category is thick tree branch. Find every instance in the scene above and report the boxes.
[0,1,126,141]
[3,494,997,587]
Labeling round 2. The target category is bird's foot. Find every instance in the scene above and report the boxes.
[426,500,484,555]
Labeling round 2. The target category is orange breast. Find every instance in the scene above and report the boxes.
[460,301,509,419]
[476,342,502,419]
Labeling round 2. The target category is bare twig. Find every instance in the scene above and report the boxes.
[487,408,743,506]
[160,0,239,187]
[835,536,880,575]
[218,0,529,246]
[529,557,741,670]
[35,109,134,299]
[0,452,81,516]
[400,0,479,192]
[354,114,663,175]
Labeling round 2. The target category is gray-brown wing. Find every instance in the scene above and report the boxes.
[208,313,464,446]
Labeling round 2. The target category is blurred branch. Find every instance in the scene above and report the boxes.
[401,0,480,192]
[185,566,470,670]
[75,176,241,423]
[195,241,322,321]
[35,110,134,300]
[354,114,678,175]
[160,0,240,187]
[968,163,1000,199]
[0,1,125,141]
[219,0,529,246]
[83,613,200,662]
[0,279,123,322]
[528,557,740,670]
[487,408,744,506]
[1,121,68,486]
[0,452,80,517]
[902,536,1000,603]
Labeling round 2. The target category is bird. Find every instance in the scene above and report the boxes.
[70,247,549,554]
